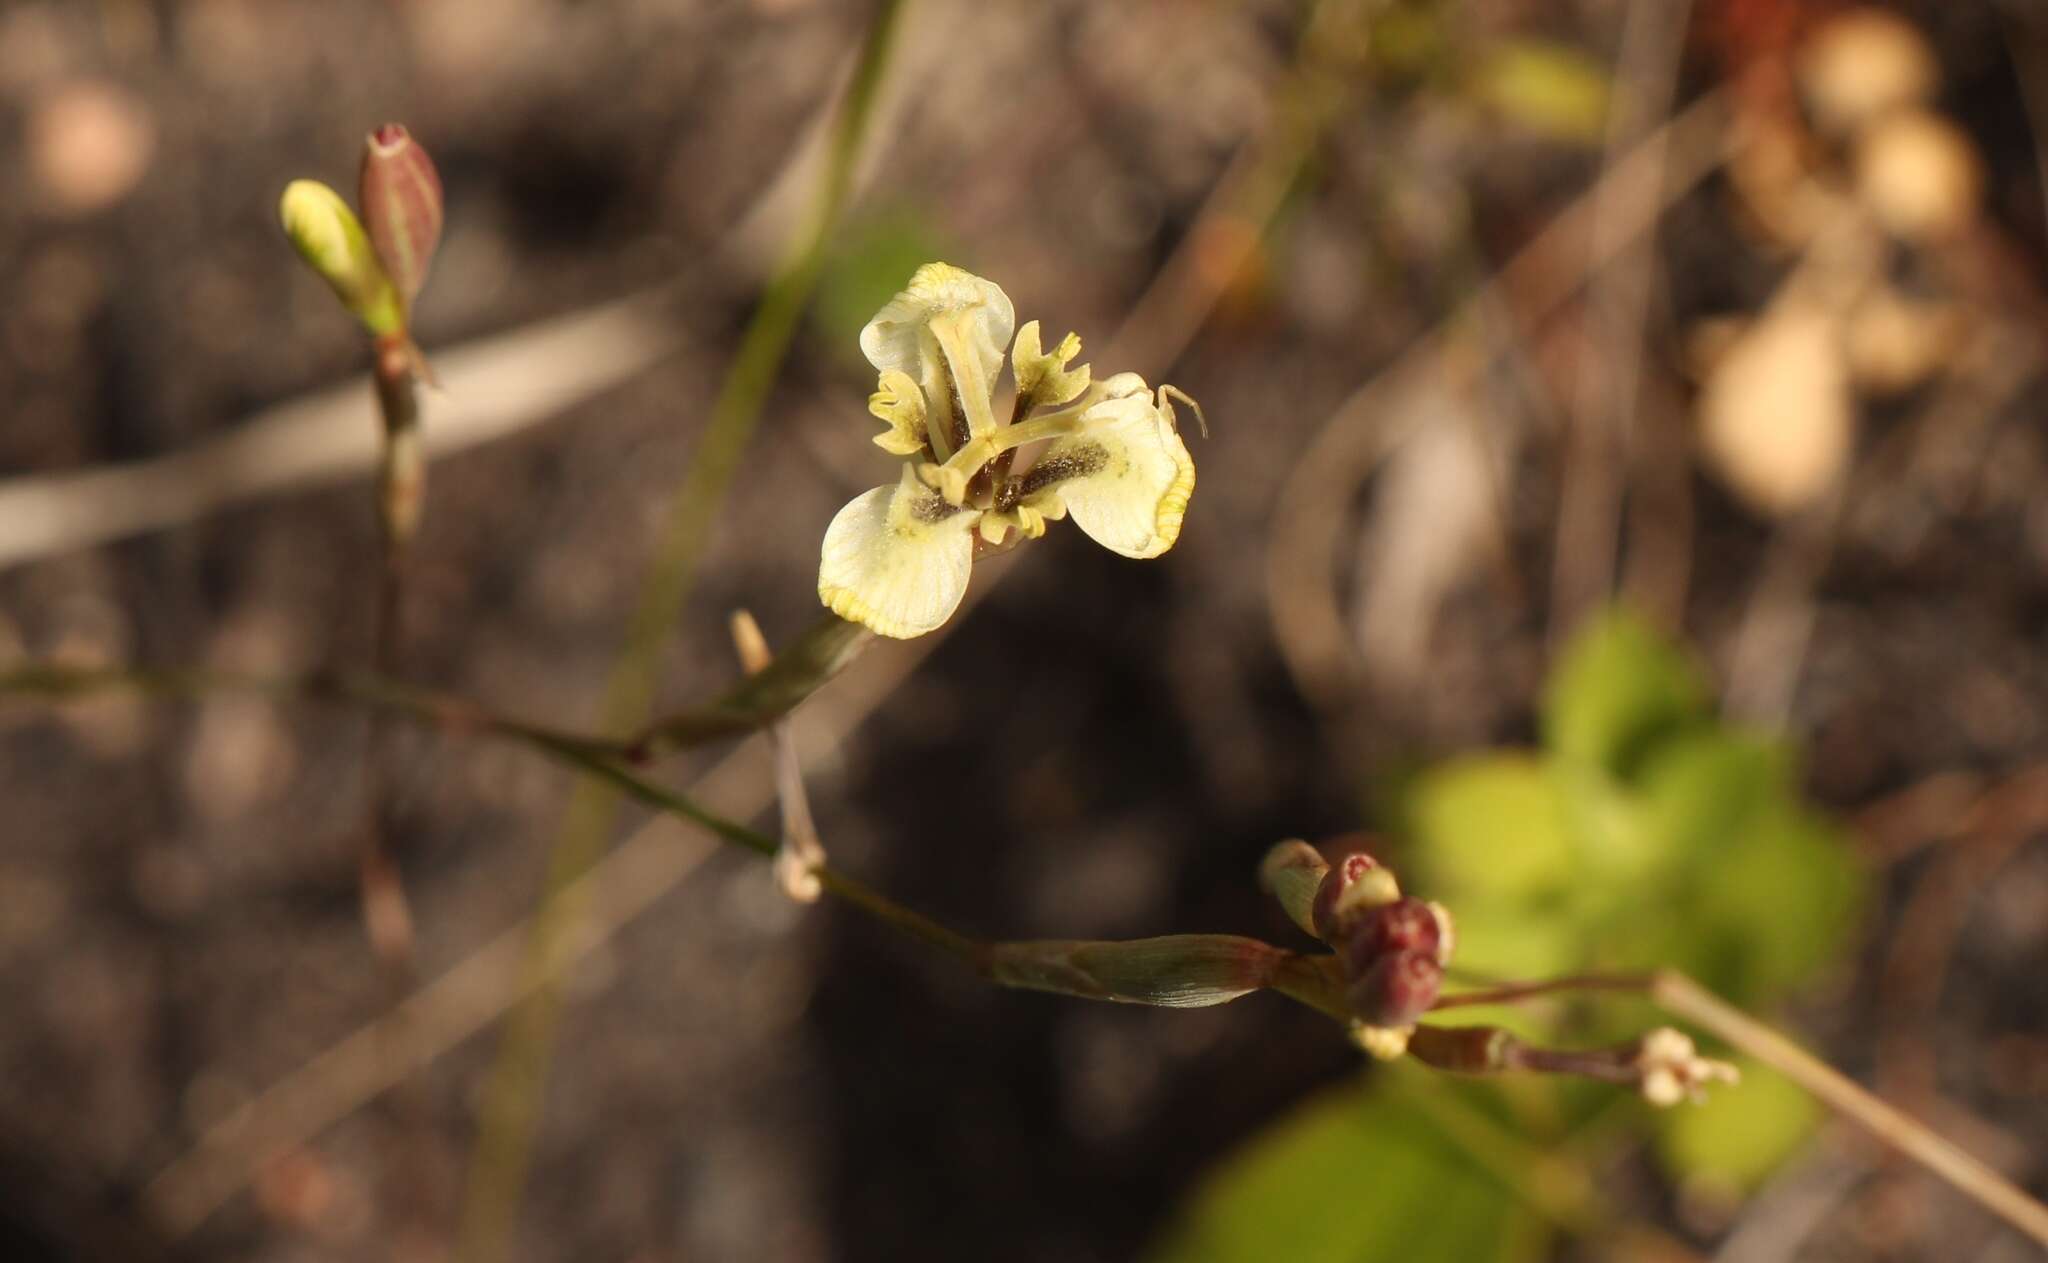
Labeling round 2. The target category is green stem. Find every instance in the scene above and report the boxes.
[363,337,425,974]
[0,663,627,763]
[23,654,2042,1249]
[456,5,910,1255]
[1649,972,2048,1248]
[629,613,873,761]
[1431,972,1653,1009]
[1427,967,2048,1249]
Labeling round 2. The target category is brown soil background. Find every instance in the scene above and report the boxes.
[0,1,2043,1260]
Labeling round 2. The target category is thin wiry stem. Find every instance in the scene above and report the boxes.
[1424,965,2048,1248]
[361,335,427,974]
[16,659,2048,1244]
[12,656,2045,1247]
[1649,971,2048,1248]
[454,5,912,1253]
[1431,972,1655,1009]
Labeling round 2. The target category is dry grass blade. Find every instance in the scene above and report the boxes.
[1267,90,1733,705]
[143,821,721,1234]
[1548,0,1693,644]
[0,293,677,572]
[1651,972,2048,1249]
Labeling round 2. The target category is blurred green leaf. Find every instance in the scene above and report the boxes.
[1636,732,1865,1003]
[1408,754,1576,904]
[1656,1058,1822,1192]
[1542,609,1707,781]
[1408,754,1668,984]
[1288,609,1867,1253]
[813,206,954,359]
[1147,1076,1541,1263]
[1463,39,1613,144]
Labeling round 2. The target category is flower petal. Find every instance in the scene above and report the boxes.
[867,369,928,457]
[1011,320,1091,411]
[859,262,1015,387]
[1024,387,1195,559]
[818,465,980,638]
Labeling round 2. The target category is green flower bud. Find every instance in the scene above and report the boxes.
[358,123,443,307]
[279,178,403,337]
[1259,839,1328,939]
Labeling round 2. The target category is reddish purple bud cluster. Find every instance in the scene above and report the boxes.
[1306,849,1449,1029]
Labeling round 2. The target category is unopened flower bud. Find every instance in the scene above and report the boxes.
[1346,949,1442,1028]
[1634,1027,1740,1107]
[358,123,443,307]
[1259,839,1328,939]
[1309,851,1379,939]
[1340,896,1442,979]
[1313,854,1400,939]
[987,934,1289,1009]
[280,179,403,337]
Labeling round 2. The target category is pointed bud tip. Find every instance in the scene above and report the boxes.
[1309,849,1385,939]
[1261,839,1331,940]
[359,122,444,306]
[1259,839,1326,889]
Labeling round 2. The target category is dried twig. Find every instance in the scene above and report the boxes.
[1267,90,1734,705]
[730,610,826,902]
[1548,0,1694,644]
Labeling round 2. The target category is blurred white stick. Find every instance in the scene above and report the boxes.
[0,294,675,570]
[0,0,949,576]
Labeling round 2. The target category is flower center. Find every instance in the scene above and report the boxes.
[930,397,1106,507]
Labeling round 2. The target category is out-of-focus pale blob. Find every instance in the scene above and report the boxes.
[1844,288,1964,395]
[27,79,155,215]
[1356,390,1502,683]
[1855,110,1981,242]
[1797,8,1937,135]
[1698,301,1854,516]
[1725,115,1847,253]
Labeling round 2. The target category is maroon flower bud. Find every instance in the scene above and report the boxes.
[1310,852,1371,938]
[1310,851,1399,940]
[1346,949,1443,1028]
[358,123,443,309]
[1340,896,1442,978]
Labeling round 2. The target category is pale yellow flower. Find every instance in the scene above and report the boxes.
[819,264,1200,639]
